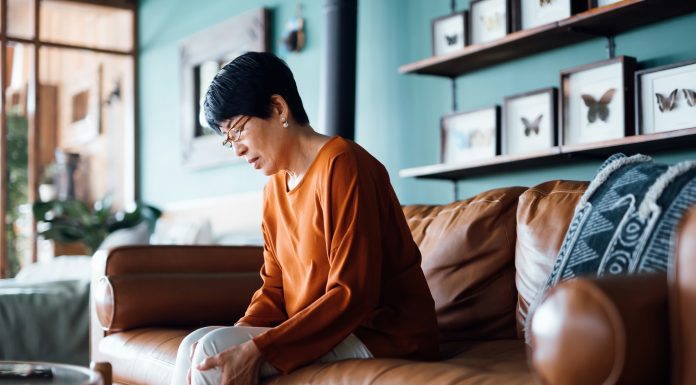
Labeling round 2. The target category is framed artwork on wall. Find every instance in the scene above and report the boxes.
[636,58,696,135]
[470,0,511,45]
[432,11,468,56]
[180,8,269,169]
[502,87,557,155]
[560,56,636,146]
[513,0,587,30]
[590,0,625,9]
[440,106,500,164]
[61,64,102,148]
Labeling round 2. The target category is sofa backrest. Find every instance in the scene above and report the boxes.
[514,180,588,337]
[403,186,527,342]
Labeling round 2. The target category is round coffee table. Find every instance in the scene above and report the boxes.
[0,362,102,385]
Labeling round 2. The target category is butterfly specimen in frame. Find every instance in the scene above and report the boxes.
[581,88,616,123]
[480,12,503,31]
[683,89,696,107]
[539,0,553,6]
[445,34,458,46]
[655,89,678,112]
[521,115,543,136]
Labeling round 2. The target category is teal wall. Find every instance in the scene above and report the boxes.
[139,0,696,207]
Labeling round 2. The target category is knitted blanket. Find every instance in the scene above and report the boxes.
[526,153,696,340]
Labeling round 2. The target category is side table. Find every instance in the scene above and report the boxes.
[0,362,110,385]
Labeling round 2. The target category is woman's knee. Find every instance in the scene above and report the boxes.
[193,326,269,360]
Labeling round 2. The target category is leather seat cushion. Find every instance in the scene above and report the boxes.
[100,328,189,385]
[104,330,532,385]
[267,339,533,385]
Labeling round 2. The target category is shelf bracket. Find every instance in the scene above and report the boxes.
[451,78,457,112]
[452,180,459,201]
[450,0,456,13]
[566,27,616,59]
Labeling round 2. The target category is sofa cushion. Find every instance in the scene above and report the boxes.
[515,180,587,337]
[266,339,533,385]
[403,186,527,342]
[99,328,188,385]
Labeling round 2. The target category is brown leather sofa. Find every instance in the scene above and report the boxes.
[90,180,694,385]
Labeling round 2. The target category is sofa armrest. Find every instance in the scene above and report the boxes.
[529,273,668,385]
[90,245,263,361]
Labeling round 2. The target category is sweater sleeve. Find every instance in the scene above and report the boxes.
[252,151,383,374]
[237,222,288,327]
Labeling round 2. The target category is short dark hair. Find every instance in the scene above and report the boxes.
[204,51,309,134]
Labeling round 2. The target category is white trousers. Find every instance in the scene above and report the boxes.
[171,326,373,385]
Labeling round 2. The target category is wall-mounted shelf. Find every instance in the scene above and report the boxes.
[399,0,696,78]
[400,128,696,181]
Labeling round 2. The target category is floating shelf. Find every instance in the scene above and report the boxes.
[399,0,696,78]
[399,128,696,181]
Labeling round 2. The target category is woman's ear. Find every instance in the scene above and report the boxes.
[270,94,289,119]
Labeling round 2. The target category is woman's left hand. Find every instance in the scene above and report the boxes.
[195,340,264,385]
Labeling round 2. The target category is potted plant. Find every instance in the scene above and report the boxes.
[32,196,162,254]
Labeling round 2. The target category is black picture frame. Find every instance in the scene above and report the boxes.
[560,56,636,147]
[635,58,696,135]
[431,11,468,56]
[440,106,501,164]
[502,87,558,155]
[511,0,588,31]
[470,0,513,45]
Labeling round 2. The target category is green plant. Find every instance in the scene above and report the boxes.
[6,113,29,277]
[32,196,162,254]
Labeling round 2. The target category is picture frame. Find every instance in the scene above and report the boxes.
[470,0,511,45]
[440,106,500,164]
[431,11,468,56]
[560,56,636,146]
[502,87,558,155]
[61,64,102,148]
[512,0,587,30]
[180,8,269,169]
[636,58,696,135]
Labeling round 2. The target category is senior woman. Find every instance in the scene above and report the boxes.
[172,52,438,385]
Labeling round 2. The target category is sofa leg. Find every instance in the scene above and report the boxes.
[90,362,112,385]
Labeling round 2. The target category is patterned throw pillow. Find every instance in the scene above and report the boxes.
[525,153,696,340]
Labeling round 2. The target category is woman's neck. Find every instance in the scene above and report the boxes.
[285,126,330,187]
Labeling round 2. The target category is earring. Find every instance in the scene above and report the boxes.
[282,118,289,128]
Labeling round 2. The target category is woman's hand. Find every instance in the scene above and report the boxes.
[195,340,264,385]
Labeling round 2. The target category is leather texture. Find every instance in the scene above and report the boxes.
[673,205,696,385]
[403,186,527,341]
[93,246,263,332]
[530,273,668,385]
[100,328,188,385]
[514,180,588,337]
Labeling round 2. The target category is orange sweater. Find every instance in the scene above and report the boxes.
[239,136,439,374]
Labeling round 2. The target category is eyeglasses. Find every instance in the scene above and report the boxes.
[222,115,251,148]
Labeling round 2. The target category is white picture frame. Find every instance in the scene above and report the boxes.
[180,8,269,169]
[502,87,557,155]
[636,59,696,135]
[432,11,468,56]
[441,106,499,164]
[61,64,102,148]
[561,56,636,146]
[470,0,509,45]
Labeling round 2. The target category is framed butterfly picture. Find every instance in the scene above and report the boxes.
[636,59,696,135]
[502,88,558,155]
[470,0,511,45]
[432,11,468,56]
[512,0,587,31]
[560,56,636,146]
[441,106,500,164]
[589,0,625,9]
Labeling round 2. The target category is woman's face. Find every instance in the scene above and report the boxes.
[225,115,287,176]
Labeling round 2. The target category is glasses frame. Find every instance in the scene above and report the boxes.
[222,115,251,148]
